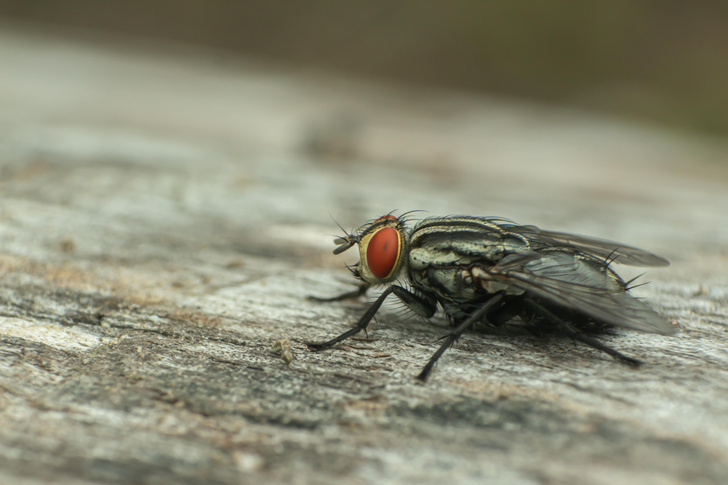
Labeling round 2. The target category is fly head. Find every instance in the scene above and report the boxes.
[331,214,410,285]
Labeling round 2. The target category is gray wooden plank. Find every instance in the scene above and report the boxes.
[1,25,727,485]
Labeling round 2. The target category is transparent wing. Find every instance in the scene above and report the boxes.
[482,251,675,335]
[503,224,669,267]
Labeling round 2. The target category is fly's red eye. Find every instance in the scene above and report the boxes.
[366,227,401,278]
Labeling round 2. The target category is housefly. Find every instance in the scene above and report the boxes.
[308,213,675,381]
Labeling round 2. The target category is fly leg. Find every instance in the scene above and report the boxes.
[488,298,522,327]
[526,301,641,366]
[308,284,368,302]
[307,286,437,351]
[561,325,641,366]
[417,292,505,382]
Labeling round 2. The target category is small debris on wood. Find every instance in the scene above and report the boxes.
[273,339,294,365]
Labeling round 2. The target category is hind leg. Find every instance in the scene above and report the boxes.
[526,300,641,366]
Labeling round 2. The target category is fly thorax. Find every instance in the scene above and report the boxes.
[356,215,410,285]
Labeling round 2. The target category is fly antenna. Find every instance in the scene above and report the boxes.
[329,213,356,238]
[330,214,360,254]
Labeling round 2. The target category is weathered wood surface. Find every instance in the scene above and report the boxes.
[1,25,728,485]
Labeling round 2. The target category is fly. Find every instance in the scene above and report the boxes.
[308,213,675,381]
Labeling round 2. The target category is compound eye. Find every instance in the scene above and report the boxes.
[366,227,401,279]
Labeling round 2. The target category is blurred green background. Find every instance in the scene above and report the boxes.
[2,0,727,135]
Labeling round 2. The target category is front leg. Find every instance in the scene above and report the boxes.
[307,285,437,351]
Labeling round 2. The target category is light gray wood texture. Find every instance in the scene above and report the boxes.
[1,25,727,485]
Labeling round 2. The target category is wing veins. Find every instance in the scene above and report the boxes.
[486,254,674,335]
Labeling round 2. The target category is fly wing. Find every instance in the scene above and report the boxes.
[504,224,669,267]
[483,251,675,335]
